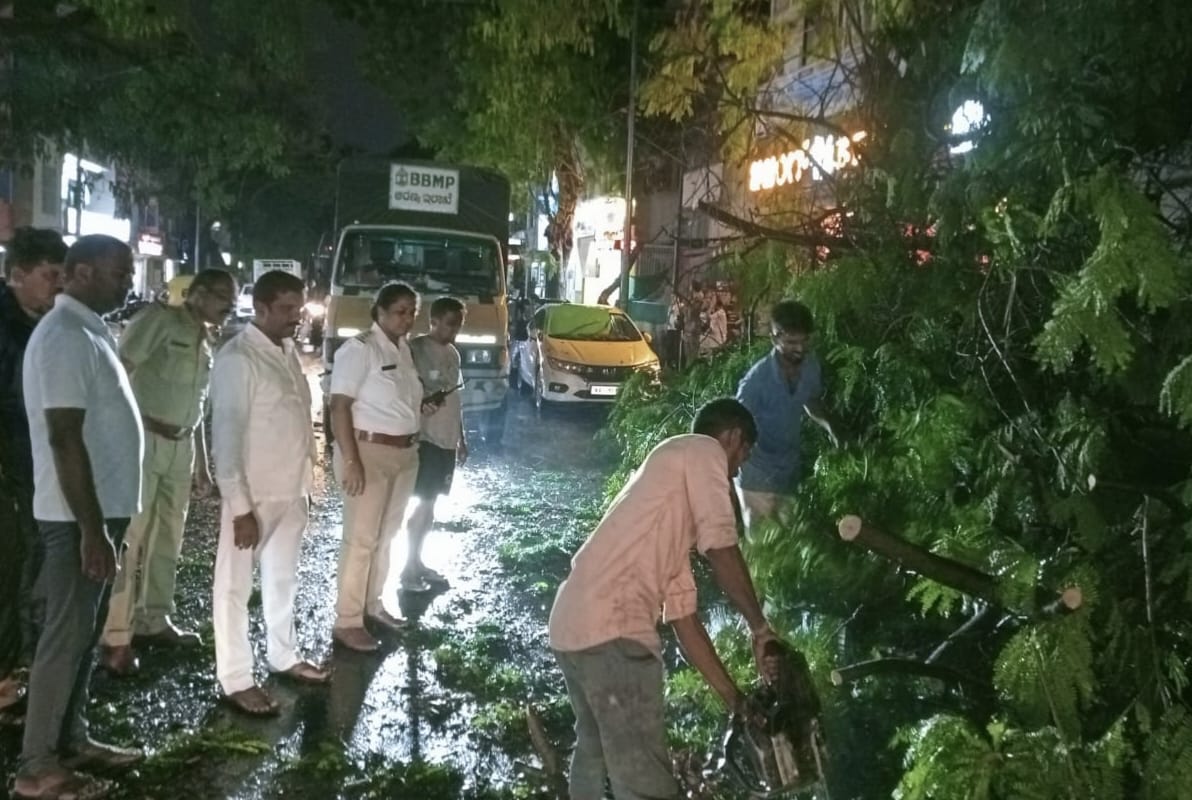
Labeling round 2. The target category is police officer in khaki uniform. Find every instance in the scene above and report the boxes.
[99,269,236,675]
[328,281,424,653]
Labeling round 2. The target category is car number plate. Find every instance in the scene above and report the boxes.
[590,384,619,397]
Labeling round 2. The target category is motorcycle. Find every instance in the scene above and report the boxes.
[102,294,152,337]
[297,297,325,349]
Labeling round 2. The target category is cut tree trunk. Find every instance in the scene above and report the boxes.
[837,515,997,602]
[830,657,982,689]
[837,515,1083,617]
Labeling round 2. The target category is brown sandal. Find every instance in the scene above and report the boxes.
[273,661,331,685]
[222,686,280,717]
[11,769,113,800]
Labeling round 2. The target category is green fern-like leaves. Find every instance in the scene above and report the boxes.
[899,715,1129,800]
[993,613,1096,738]
[1144,707,1192,799]
[1036,170,1185,373]
[1159,354,1192,428]
[896,715,996,800]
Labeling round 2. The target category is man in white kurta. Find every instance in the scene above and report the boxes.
[210,271,327,715]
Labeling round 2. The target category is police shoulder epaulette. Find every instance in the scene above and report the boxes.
[353,330,373,343]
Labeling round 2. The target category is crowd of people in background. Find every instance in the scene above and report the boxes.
[0,228,469,799]
[0,224,833,800]
[664,279,735,368]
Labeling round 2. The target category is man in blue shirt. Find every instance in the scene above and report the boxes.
[736,299,837,529]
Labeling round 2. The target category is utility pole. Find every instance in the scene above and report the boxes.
[193,198,201,270]
[617,0,638,310]
[671,163,683,299]
[74,151,84,235]
[527,188,535,297]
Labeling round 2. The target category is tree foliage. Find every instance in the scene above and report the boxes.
[606,0,1192,796]
[331,0,684,290]
[2,1,330,224]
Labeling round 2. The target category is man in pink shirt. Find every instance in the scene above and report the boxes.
[548,398,777,800]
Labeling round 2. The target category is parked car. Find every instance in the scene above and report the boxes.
[513,303,660,408]
[235,283,255,319]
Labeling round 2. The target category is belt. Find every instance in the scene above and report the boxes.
[355,430,418,448]
[143,416,195,441]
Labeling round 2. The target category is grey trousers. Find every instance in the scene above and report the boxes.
[19,518,128,776]
[554,639,678,800]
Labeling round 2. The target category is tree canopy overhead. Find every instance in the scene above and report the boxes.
[2,0,332,218]
[331,0,687,286]
[612,0,1192,797]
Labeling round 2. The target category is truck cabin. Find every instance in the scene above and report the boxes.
[334,228,503,302]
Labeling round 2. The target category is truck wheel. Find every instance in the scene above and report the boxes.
[483,399,507,444]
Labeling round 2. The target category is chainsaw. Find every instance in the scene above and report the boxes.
[712,640,831,799]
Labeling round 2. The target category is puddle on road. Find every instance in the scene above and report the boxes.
[0,392,617,799]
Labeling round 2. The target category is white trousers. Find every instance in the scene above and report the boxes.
[212,497,307,695]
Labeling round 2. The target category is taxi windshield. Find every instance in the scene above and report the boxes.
[546,306,642,342]
[335,230,501,296]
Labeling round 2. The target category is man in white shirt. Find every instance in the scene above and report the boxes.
[14,235,144,800]
[404,296,468,593]
[210,270,329,717]
[549,398,777,800]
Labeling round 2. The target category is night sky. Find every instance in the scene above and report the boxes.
[307,3,406,155]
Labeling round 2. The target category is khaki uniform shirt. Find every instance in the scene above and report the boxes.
[547,434,739,657]
[410,334,462,450]
[119,303,213,430]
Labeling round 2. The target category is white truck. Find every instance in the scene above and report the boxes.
[251,258,303,284]
[237,259,305,318]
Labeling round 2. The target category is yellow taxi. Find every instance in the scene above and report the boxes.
[165,274,194,306]
[512,303,660,408]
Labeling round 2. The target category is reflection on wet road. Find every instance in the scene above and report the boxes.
[0,343,618,799]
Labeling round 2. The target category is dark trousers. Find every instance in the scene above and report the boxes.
[554,639,678,800]
[662,329,681,370]
[0,482,41,675]
[19,518,128,776]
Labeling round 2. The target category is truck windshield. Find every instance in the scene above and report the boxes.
[335,230,501,296]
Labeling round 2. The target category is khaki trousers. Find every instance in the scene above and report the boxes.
[333,440,419,629]
[102,432,194,646]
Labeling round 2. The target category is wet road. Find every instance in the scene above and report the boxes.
[1,346,619,799]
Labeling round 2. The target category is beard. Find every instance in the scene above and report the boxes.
[779,350,805,366]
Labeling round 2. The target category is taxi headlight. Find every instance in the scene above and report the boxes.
[546,356,585,374]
